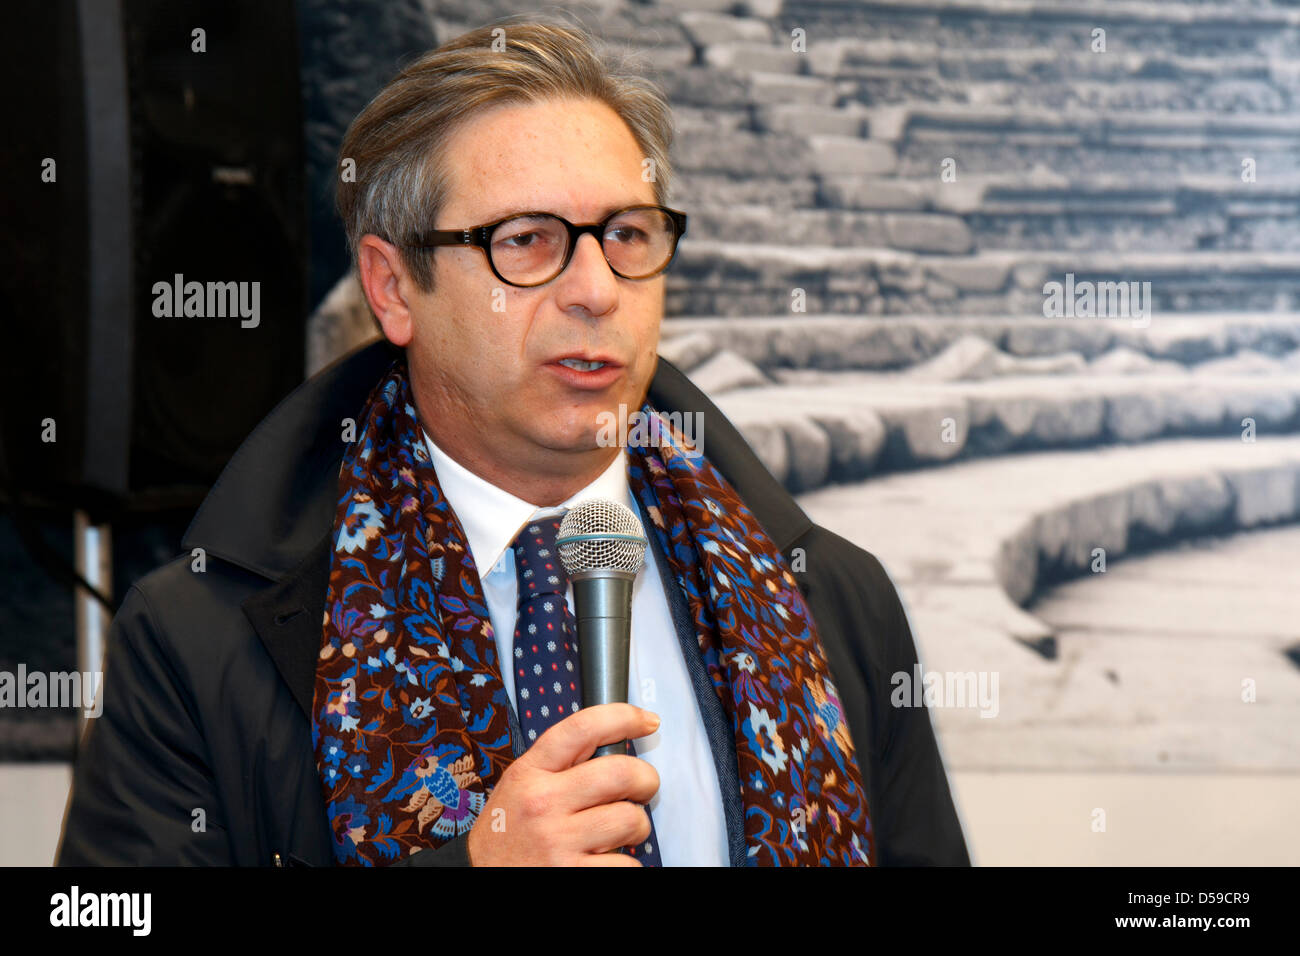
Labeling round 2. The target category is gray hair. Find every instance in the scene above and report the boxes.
[336,13,676,293]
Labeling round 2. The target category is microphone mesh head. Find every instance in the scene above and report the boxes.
[557,499,648,575]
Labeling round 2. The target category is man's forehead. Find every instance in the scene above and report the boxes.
[472,199,654,225]
[439,98,654,224]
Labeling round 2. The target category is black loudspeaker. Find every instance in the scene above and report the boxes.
[1,0,308,518]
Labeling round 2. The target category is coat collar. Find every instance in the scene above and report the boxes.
[183,337,813,718]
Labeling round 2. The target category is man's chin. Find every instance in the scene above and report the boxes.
[531,413,626,456]
[526,383,649,451]
[550,423,616,455]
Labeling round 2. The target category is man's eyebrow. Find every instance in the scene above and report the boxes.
[475,201,648,224]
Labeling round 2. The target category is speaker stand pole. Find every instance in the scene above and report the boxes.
[73,509,112,745]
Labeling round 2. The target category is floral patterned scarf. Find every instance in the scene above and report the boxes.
[311,356,874,866]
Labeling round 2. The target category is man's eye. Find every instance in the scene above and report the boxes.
[499,231,540,247]
[607,226,647,244]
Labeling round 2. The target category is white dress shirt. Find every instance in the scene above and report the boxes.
[422,428,729,866]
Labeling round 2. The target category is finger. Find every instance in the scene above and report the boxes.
[567,800,654,855]
[524,703,660,772]
[547,754,660,814]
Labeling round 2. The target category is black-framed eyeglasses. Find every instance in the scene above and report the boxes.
[402,203,688,288]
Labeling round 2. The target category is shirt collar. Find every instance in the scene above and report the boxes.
[422,428,630,576]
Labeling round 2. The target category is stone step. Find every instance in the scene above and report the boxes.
[701,40,803,76]
[844,101,1300,148]
[672,178,1300,257]
[845,74,1295,119]
[809,172,1300,252]
[654,65,754,109]
[887,106,1300,180]
[820,171,1300,213]
[664,244,1300,316]
[781,0,1300,60]
[941,176,1300,253]
[683,38,1297,96]
[752,103,870,138]
[583,2,697,54]
[661,41,1300,135]
[677,100,1300,175]
[655,64,848,113]
[662,313,1300,370]
[670,104,752,135]
[1011,528,1300,774]
[673,125,817,177]
[669,171,822,210]
[964,206,1300,255]
[810,40,1300,85]
[801,40,1300,114]
[683,179,1300,254]
[793,434,1300,770]
[673,164,1300,221]
[811,37,1300,94]
[705,366,1300,491]
[898,140,1300,185]
[870,103,1300,142]
[685,204,974,253]
[678,10,774,48]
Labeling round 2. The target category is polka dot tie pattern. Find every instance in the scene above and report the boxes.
[509,516,583,746]
[510,515,662,866]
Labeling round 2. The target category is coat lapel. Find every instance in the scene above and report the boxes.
[240,530,332,719]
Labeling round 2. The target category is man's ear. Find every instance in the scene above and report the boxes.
[357,234,419,348]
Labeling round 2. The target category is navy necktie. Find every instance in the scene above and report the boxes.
[510,513,662,865]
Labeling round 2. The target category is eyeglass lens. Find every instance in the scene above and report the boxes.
[488,208,676,285]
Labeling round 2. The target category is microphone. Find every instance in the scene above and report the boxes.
[556,499,648,758]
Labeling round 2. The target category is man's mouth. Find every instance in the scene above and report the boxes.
[557,357,607,371]
[546,354,624,390]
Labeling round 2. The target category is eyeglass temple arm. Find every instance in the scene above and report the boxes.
[405,228,474,249]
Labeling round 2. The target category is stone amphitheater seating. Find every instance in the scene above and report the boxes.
[307,0,1300,770]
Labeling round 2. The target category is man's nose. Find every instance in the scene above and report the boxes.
[555,232,618,317]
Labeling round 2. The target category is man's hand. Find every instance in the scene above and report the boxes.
[466,703,661,866]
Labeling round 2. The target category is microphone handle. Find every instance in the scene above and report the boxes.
[571,570,635,758]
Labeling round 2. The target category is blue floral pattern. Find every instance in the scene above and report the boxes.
[627,408,875,866]
[312,363,510,865]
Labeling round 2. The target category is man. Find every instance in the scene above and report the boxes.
[56,17,969,867]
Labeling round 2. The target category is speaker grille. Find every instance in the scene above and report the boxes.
[556,499,647,575]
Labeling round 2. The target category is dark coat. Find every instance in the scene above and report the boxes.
[55,338,970,867]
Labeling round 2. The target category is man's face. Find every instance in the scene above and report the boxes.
[405,96,664,469]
